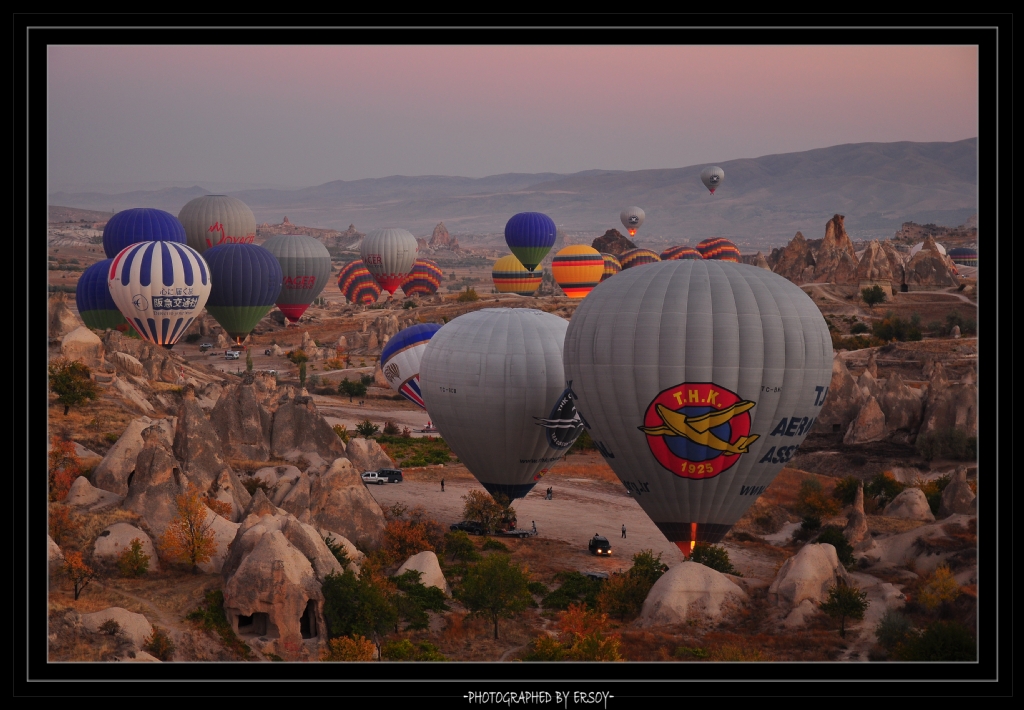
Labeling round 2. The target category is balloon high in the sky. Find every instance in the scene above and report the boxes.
[401,259,444,297]
[492,254,542,295]
[202,244,283,342]
[619,248,661,270]
[620,207,646,237]
[563,260,832,557]
[177,195,257,254]
[600,253,622,282]
[361,228,418,295]
[661,246,702,261]
[102,208,186,259]
[551,245,604,298]
[107,241,211,348]
[76,260,128,330]
[504,212,557,271]
[700,166,725,194]
[380,323,444,408]
[696,238,741,262]
[337,260,382,304]
[420,308,583,501]
[261,234,332,322]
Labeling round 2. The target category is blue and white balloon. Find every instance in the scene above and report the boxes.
[380,323,443,409]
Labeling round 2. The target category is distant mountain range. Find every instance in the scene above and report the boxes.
[49,139,977,251]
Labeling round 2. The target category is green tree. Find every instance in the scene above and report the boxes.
[48,358,99,415]
[321,568,398,659]
[832,476,862,506]
[893,621,976,661]
[339,377,368,399]
[457,554,533,639]
[299,362,307,388]
[322,534,351,569]
[117,538,151,578]
[691,544,741,575]
[819,581,869,638]
[597,549,666,620]
[356,419,379,437]
[245,348,253,372]
[814,526,856,567]
[444,530,480,564]
[460,490,507,533]
[874,609,913,652]
[861,285,886,307]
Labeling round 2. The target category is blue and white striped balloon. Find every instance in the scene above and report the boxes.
[107,241,212,348]
[380,323,443,409]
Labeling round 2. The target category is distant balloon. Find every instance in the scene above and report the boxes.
[551,245,605,299]
[401,259,444,297]
[504,212,557,272]
[337,260,382,304]
[177,195,257,254]
[76,260,127,330]
[619,248,662,270]
[563,260,832,557]
[380,323,443,408]
[107,242,211,348]
[948,247,977,266]
[420,308,582,501]
[261,234,332,323]
[361,228,418,295]
[202,244,283,342]
[661,246,702,261]
[620,207,646,237]
[102,208,186,259]
[600,253,622,282]
[696,238,741,262]
[700,166,725,194]
[492,254,542,296]
[909,241,947,257]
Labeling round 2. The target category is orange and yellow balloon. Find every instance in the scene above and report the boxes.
[551,245,604,298]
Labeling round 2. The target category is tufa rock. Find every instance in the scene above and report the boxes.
[210,379,273,461]
[813,357,865,435]
[278,471,313,523]
[904,236,959,290]
[111,351,144,377]
[882,488,935,522]
[843,483,869,546]
[919,378,978,438]
[80,608,154,649]
[753,251,771,270]
[92,416,176,496]
[269,395,347,461]
[122,424,190,536]
[113,376,155,414]
[812,215,860,285]
[49,292,82,340]
[843,396,887,444]
[61,326,104,365]
[772,231,817,284]
[65,476,123,513]
[951,325,961,339]
[856,240,895,283]
[344,437,395,473]
[877,373,923,435]
[937,466,975,518]
[638,562,747,626]
[395,551,450,595]
[92,523,160,571]
[590,229,636,256]
[309,457,386,551]
[769,543,850,607]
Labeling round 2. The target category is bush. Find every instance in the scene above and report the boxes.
[596,550,666,620]
[793,515,821,541]
[444,530,480,564]
[184,589,252,659]
[456,287,480,302]
[298,362,306,388]
[482,538,509,553]
[849,321,869,334]
[333,424,350,443]
[861,285,886,307]
[286,349,308,364]
[894,621,976,661]
[323,534,351,569]
[48,504,80,546]
[875,609,913,651]
[48,436,82,502]
[945,310,977,336]
[381,638,447,661]
[241,476,269,497]
[356,419,380,437]
[143,626,175,661]
[919,474,952,515]
[402,300,416,309]
[48,357,99,415]
[339,377,368,398]
[814,526,855,567]
[832,476,861,506]
[382,421,400,436]
[117,538,151,578]
[819,582,868,638]
[796,477,840,518]
[916,428,976,462]
[322,635,376,661]
[99,619,121,636]
[865,471,906,508]
[690,544,740,575]
[872,312,922,342]
[567,428,595,454]
[917,564,961,611]
[542,571,604,611]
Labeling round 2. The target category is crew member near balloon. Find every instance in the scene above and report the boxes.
[563,259,832,557]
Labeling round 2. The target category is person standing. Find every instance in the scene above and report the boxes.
[441,478,445,492]
[532,520,537,534]
[621,524,627,539]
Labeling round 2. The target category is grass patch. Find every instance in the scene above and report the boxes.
[376,435,454,467]
[185,589,253,660]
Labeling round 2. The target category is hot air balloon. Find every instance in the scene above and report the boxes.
[492,255,542,295]
[202,244,283,342]
[551,245,604,298]
[400,258,444,297]
[337,260,382,305]
[261,234,332,323]
[620,207,646,237]
[76,259,128,330]
[177,195,257,254]
[563,260,832,557]
[909,241,947,258]
[661,245,702,261]
[600,253,622,282]
[102,208,187,259]
[504,212,557,272]
[619,248,661,270]
[700,166,725,194]
[696,238,741,262]
[380,323,443,408]
[107,241,211,348]
[420,308,583,501]
[361,228,418,295]
[948,247,977,266]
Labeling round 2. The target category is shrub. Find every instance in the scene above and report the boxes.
[796,477,840,519]
[875,609,913,651]
[865,471,906,508]
[819,581,868,638]
[567,428,596,454]
[596,550,666,620]
[917,564,961,611]
[286,349,308,364]
[814,526,855,568]
[355,419,380,437]
[861,285,886,307]
[522,634,565,661]
[832,476,861,506]
[382,420,400,436]
[552,603,621,661]
[690,544,740,575]
[919,474,952,515]
[323,358,346,370]
[456,287,480,302]
[61,550,96,600]
[48,504,80,546]
[461,490,507,533]
[444,530,480,564]
[381,638,447,661]
[185,589,252,659]
[849,321,869,334]
[543,571,603,611]
[99,619,121,636]
[322,635,376,661]
[241,477,269,497]
[482,538,509,553]
[323,534,351,569]
[457,554,533,640]
[916,428,976,462]
[402,300,416,309]
[945,310,977,336]
[339,377,368,398]
[143,626,175,661]
[48,357,99,416]
[333,424,350,443]
[103,432,119,443]
[894,621,976,661]
[159,482,218,573]
[793,515,821,541]
[48,436,82,502]
[299,362,306,388]
[872,312,922,342]
[117,538,151,578]
[308,374,320,389]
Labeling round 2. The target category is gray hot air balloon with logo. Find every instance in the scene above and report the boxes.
[177,195,258,254]
[619,206,646,237]
[420,308,583,501]
[261,234,332,323]
[563,260,832,557]
[700,166,725,194]
[361,227,418,295]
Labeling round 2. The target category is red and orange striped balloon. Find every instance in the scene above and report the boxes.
[401,258,444,297]
[551,245,605,298]
[601,253,622,282]
[338,260,383,304]
[661,245,702,261]
[619,248,662,270]
[492,254,542,296]
[696,238,741,262]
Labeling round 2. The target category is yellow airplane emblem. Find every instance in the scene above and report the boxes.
[639,401,759,456]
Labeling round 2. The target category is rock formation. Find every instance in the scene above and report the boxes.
[591,229,636,256]
[919,370,978,438]
[210,375,274,461]
[843,396,887,444]
[904,236,959,290]
[843,483,869,545]
[308,457,386,551]
[111,351,144,377]
[49,292,82,340]
[61,326,104,365]
[812,215,859,285]
[122,424,190,535]
[65,476,123,513]
[93,523,160,571]
[344,437,395,473]
[856,240,895,296]
[269,393,347,461]
[753,251,771,270]
[428,222,459,250]
[882,488,935,522]
[638,562,747,626]
[769,543,850,607]
[93,416,176,496]
[876,373,924,436]
[880,240,907,287]
[396,551,450,595]
[812,358,864,435]
[80,608,154,649]
[938,466,975,518]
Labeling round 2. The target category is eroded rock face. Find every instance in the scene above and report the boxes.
[772,231,817,284]
[769,543,850,607]
[639,562,747,626]
[210,378,273,461]
[92,523,160,571]
[813,215,859,285]
[920,380,978,439]
[93,417,176,496]
[843,483,869,546]
[270,395,347,462]
[111,351,144,377]
[61,326,104,365]
[905,236,959,289]
[80,608,154,649]
[395,551,449,595]
[753,252,771,270]
[49,292,82,340]
[65,476,123,513]
[113,376,155,414]
[813,358,864,435]
[122,426,190,536]
[877,373,924,434]
[344,438,394,473]
[590,229,636,256]
[843,396,887,444]
[880,241,907,287]
[938,466,975,518]
[856,240,895,284]
[309,457,386,551]
[857,514,972,574]
[278,472,313,523]
[882,488,935,522]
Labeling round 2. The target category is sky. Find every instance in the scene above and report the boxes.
[47,45,978,193]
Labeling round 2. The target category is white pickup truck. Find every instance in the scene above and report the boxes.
[361,471,387,485]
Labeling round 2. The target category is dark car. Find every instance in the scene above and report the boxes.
[588,535,612,556]
[450,521,487,536]
[379,468,403,483]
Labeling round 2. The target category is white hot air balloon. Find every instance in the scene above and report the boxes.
[361,228,418,295]
[620,207,646,237]
[700,166,725,194]
[563,260,832,557]
[420,308,583,501]
[107,241,211,348]
[177,195,257,254]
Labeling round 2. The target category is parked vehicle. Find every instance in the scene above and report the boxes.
[498,528,536,539]
[449,520,487,536]
[199,343,213,351]
[377,468,403,483]
[583,571,610,581]
[224,351,241,360]
[361,471,387,485]
[588,535,612,556]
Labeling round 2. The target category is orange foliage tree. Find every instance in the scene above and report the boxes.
[48,503,81,546]
[48,436,82,501]
[379,505,445,565]
[322,635,377,661]
[159,482,218,573]
[556,603,621,661]
[61,550,96,600]
[204,496,234,519]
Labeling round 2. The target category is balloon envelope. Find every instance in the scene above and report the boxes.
[361,228,418,295]
[108,242,211,347]
[620,207,646,237]
[337,260,382,304]
[420,308,583,500]
[948,247,977,266]
[600,253,622,282]
[76,259,128,330]
[563,260,832,556]
[551,245,604,298]
[661,245,702,261]
[492,254,542,295]
[401,258,444,297]
[102,208,186,259]
[261,234,332,322]
[909,241,947,257]
[700,166,725,194]
[697,238,741,262]
[504,212,557,271]
[380,323,443,408]
[619,248,661,270]
[177,195,257,254]
[203,244,283,341]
